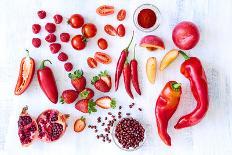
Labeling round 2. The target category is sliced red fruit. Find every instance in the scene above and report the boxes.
[91,76,110,93]
[74,117,86,132]
[60,89,79,104]
[104,24,117,36]
[87,57,97,69]
[98,70,111,89]
[117,9,126,21]
[96,5,114,16]
[75,99,97,114]
[68,70,86,92]
[96,96,116,109]
[94,52,112,64]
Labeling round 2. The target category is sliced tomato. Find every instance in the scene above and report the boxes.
[117,9,126,21]
[87,57,97,68]
[117,24,126,37]
[96,5,114,16]
[94,52,112,64]
[104,24,117,36]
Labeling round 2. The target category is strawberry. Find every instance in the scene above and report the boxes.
[32,38,41,48]
[37,10,46,19]
[64,62,73,72]
[60,89,79,104]
[75,99,97,114]
[96,96,116,109]
[60,33,70,42]
[32,24,41,34]
[58,52,68,62]
[53,14,63,24]
[98,70,112,89]
[45,23,56,33]
[80,88,94,100]
[74,116,86,132]
[91,76,110,93]
[49,43,61,54]
[69,70,86,92]
[45,34,56,43]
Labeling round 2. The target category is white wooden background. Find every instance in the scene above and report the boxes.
[0,0,232,155]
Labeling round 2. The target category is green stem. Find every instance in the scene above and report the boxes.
[25,49,30,57]
[179,50,190,60]
[133,44,137,59]
[39,59,52,69]
[125,31,134,51]
[172,82,181,91]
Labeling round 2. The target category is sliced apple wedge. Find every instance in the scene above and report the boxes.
[140,35,165,52]
[160,49,179,71]
[146,57,157,84]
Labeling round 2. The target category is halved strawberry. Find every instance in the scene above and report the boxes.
[80,88,94,100]
[96,96,116,109]
[74,116,86,133]
[98,70,111,89]
[68,70,86,92]
[91,76,110,92]
[60,89,79,104]
[75,99,97,114]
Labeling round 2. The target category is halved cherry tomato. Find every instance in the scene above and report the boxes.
[117,9,126,21]
[94,52,112,64]
[87,57,97,68]
[96,5,114,16]
[71,35,86,50]
[14,50,35,95]
[117,24,126,37]
[82,23,97,38]
[68,14,84,29]
[104,24,117,36]
[97,38,108,50]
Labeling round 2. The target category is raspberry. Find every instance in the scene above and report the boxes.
[58,52,68,62]
[37,10,46,19]
[64,62,73,72]
[32,38,41,48]
[60,33,70,42]
[45,34,56,43]
[45,23,56,33]
[32,24,41,34]
[53,14,63,24]
[49,43,61,54]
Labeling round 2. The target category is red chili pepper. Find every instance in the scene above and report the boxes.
[14,50,35,95]
[37,60,58,104]
[174,51,209,129]
[130,44,141,95]
[123,61,134,99]
[155,81,182,146]
[115,31,134,91]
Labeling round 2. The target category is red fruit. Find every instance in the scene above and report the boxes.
[98,70,112,89]
[117,9,126,21]
[32,24,41,34]
[68,14,84,29]
[18,106,38,147]
[91,76,110,93]
[74,117,86,132]
[94,52,112,64]
[96,5,114,16]
[60,33,70,42]
[32,38,41,48]
[97,38,108,50]
[71,35,86,50]
[53,14,63,24]
[117,24,126,37]
[87,57,97,69]
[64,62,73,72]
[45,23,56,33]
[37,109,69,142]
[68,70,86,92]
[80,88,94,100]
[49,43,61,54]
[58,52,68,62]
[96,96,116,109]
[37,10,46,19]
[45,34,56,43]
[60,89,79,104]
[75,99,97,114]
[104,24,117,36]
[81,23,97,38]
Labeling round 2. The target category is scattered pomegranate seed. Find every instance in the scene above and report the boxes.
[32,38,41,48]
[32,24,41,34]
[45,34,56,43]
[64,62,73,72]
[53,14,63,24]
[49,43,61,54]
[60,33,70,42]
[37,10,46,19]
[58,52,68,62]
[45,23,56,33]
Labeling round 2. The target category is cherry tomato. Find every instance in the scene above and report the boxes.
[71,35,86,50]
[117,9,126,21]
[87,57,97,68]
[117,24,126,37]
[104,24,117,36]
[96,5,114,16]
[82,23,97,38]
[97,38,108,50]
[94,52,112,64]
[68,14,84,29]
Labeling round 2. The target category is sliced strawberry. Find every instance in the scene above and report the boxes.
[74,116,86,132]
[80,88,94,100]
[96,96,116,109]
[98,70,111,89]
[75,99,97,114]
[68,70,86,92]
[60,89,79,104]
[91,76,110,92]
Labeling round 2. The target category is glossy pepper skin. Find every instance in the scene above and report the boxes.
[174,51,209,129]
[37,60,58,103]
[155,81,182,146]
[115,31,134,91]
[123,61,134,99]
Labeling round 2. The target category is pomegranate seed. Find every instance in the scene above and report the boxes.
[32,24,41,34]
[64,62,73,72]
[49,43,61,54]
[53,14,63,24]
[58,52,68,62]
[32,38,41,48]
[37,10,46,19]
[60,33,70,42]
[45,34,56,43]
[45,23,56,33]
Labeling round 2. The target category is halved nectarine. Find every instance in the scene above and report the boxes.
[140,35,165,51]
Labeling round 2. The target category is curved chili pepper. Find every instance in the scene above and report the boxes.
[123,61,134,99]
[37,60,58,104]
[115,31,134,91]
[14,50,35,95]
[174,51,208,129]
[130,44,141,95]
[155,81,182,146]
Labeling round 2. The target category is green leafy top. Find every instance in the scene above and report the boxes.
[68,70,83,80]
[91,76,99,84]
[80,90,89,99]
[60,96,65,104]
[88,100,97,114]
[80,116,86,121]
[98,70,109,77]
[110,98,116,109]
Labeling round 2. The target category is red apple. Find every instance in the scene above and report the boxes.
[172,21,200,50]
[140,35,165,51]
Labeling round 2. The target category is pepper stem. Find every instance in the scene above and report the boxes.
[125,31,134,51]
[172,82,181,91]
[25,49,30,57]
[133,44,137,59]
[179,50,190,60]
[39,59,52,69]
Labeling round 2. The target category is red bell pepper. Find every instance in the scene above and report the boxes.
[155,81,182,146]
[174,51,209,129]
[37,60,58,104]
